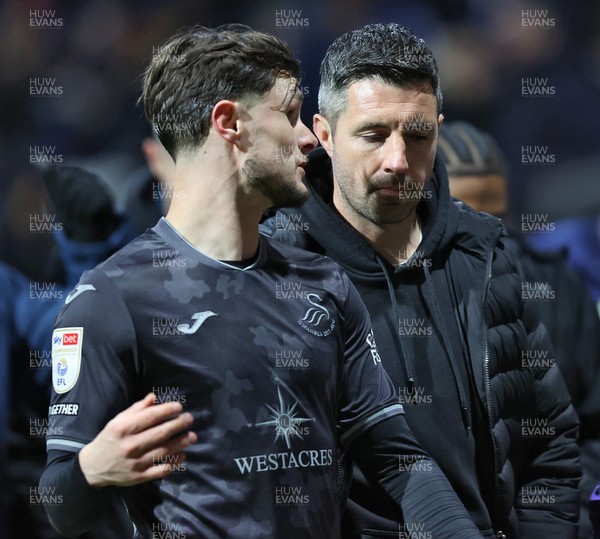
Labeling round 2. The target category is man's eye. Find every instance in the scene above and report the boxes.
[361,134,386,143]
[405,132,430,141]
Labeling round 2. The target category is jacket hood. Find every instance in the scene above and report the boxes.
[299,147,461,278]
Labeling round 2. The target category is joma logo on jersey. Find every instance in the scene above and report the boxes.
[298,293,336,337]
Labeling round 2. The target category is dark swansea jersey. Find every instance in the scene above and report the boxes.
[47,218,403,538]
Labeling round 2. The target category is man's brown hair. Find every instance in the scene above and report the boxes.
[142,24,300,160]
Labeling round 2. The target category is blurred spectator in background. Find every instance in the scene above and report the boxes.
[2,166,134,538]
[523,156,600,311]
[125,134,176,235]
[439,121,600,539]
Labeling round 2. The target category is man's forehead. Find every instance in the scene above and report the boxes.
[347,79,436,107]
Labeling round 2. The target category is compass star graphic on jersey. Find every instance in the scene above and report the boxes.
[254,387,314,449]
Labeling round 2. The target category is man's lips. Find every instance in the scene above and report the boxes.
[374,185,401,196]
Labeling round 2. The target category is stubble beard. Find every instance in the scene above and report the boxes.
[243,158,308,209]
[333,154,421,226]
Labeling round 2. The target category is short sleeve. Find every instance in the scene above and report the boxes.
[337,273,403,446]
[46,269,138,453]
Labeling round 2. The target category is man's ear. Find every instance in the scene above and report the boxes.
[313,114,334,157]
[437,113,444,129]
[211,100,241,145]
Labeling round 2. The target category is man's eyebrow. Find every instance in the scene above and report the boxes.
[276,84,302,111]
[354,122,389,133]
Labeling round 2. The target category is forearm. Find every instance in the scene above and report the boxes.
[40,449,118,537]
[349,415,482,538]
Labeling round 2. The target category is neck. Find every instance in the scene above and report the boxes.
[165,148,266,262]
[335,202,421,265]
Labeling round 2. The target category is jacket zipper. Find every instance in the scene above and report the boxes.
[482,247,500,525]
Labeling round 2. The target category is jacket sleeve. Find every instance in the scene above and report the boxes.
[508,248,581,538]
[349,414,483,538]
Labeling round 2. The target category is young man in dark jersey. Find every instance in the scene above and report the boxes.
[39,25,482,538]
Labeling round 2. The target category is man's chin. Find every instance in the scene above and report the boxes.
[269,188,309,210]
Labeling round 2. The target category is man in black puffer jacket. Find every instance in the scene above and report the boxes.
[439,120,600,539]
[262,24,581,538]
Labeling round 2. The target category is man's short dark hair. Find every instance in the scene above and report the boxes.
[318,23,442,128]
[142,24,300,159]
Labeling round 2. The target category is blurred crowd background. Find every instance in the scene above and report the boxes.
[2,0,600,279]
[1,0,599,537]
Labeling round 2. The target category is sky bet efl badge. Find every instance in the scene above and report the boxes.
[52,327,83,394]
